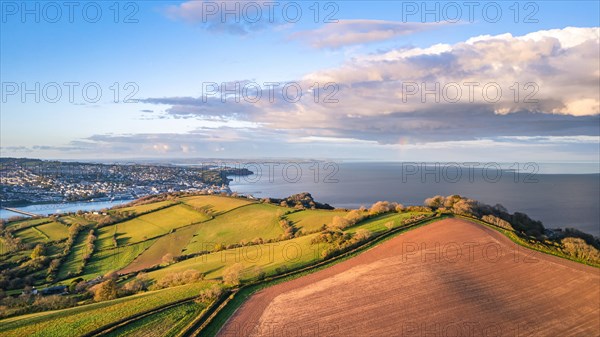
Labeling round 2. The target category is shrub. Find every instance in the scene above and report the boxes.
[155,269,204,289]
[196,284,223,303]
[93,279,118,302]
[369,201,397,215]
[354,229,372,242]
[482,215,514,231]
[562,237,600,263]
[222,263,244,286]
[424,195,445,209]
[32,295,76,311]
[30,244,45,260]
[329,216,351,230]
[123,273,149,293]
[161,253,175,265]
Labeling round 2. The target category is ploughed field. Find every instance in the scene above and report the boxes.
[220,219,600,337]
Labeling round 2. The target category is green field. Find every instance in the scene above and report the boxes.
[13,227,47,244]
[346,212,433,235]
[57,230,91,280]
[180,195,254,214]
[11,221,68,244]
[82,240,157,279]
[149,234,326,282]
[6,218,52,230]
[116,200,177,215]
[119,224,200,274]
[97,204,210,248]
[183,203,289,253]
[104,301,204,337]
[146,213,430,284]
[0,282,214,337]
[59,216,92,227]
[36,222,69,242]
[285,209,349,233]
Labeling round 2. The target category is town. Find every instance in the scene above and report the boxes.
[0,158,252,206]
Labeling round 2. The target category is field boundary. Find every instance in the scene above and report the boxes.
[32,226,50,241]
[81,296,198,337]
[199,214,443,336]
[200,212,600,335]
[453,214,600,268]
[177,290,235,337]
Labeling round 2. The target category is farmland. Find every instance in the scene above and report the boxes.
[97,204,211,247]
[147,234,326,282]
[13,221,68,244]
[180,195,254,214]
[119,224,200,274]
[183,203,291,254]
[104,301,204,337]
[1,193,599,337]
[82,240,157,279]
[220,219,600,337]
[284,209,349,233]
[116,200,177,215]
[0,282,215,337]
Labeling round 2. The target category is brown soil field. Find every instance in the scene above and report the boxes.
[218,218,600,337]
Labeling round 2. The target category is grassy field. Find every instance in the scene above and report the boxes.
[132,212,432,284]
[59,215,92,227]
[0,282,214,337]
[104,301,204,337]
[119,224,200,274]
[97,204,210,248]
[346,211,433,235]
[56,230,90,279]
[81,240,157,279]
[6,218,51,230]
[12,221,69,244]
[116,200,177,215]
[36,222,69,242]
[183,203,290,254]
[148,234,326,282]
[285,209,349,233]
[180,195,255,214]
[13,227,47,245]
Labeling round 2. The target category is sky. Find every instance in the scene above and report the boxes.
[1,0,599,164]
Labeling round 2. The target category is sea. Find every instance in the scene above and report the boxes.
[2,162,598,237]
[0,200,130,220]
[228,162,600,237]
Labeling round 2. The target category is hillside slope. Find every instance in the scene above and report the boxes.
[220,219,600,337]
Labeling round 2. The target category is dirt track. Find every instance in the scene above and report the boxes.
[218,219,600,337]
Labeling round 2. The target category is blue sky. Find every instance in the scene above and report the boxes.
[1,1,599,164]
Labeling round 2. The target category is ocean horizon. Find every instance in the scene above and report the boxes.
[229,162,600,236]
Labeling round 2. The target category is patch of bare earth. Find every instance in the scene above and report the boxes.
[218,219,600,337]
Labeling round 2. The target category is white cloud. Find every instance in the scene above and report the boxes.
[136,26,599,156]
[290,20,446,48]
[302,27,600,117]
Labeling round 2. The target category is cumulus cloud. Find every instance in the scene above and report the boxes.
[18,27,594,160]
[136,27,599,149]
[290,20,446,48]
[302,27,600,116]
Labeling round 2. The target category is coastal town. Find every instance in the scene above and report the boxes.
[0,158,251,206]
